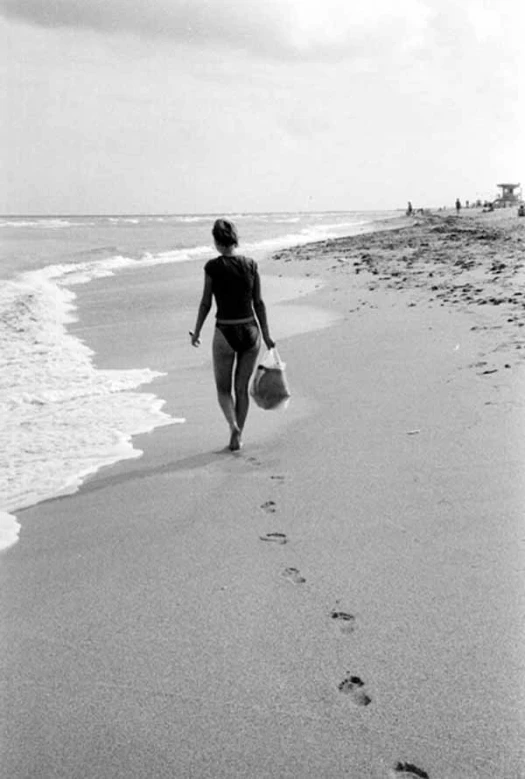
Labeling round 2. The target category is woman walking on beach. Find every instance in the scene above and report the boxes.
[191,218,275,451]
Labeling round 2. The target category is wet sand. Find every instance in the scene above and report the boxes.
[1,210,524,777]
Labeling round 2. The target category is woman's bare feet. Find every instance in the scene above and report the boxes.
[229,428,242,451]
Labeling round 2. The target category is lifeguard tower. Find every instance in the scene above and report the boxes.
[494,183,522,207]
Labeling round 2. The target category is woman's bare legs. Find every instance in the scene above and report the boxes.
[212,328,260,450]
[234,341,260,436]
[212,328,239,447]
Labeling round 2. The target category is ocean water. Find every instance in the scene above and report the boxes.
[0,210,398,550]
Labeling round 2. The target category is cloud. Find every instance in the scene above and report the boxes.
[2,0,519,74]
[0,0,281,50]
[0,0,434,61]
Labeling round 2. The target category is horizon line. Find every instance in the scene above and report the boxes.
[0,208,403,218]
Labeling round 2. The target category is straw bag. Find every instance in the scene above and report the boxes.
[250,348,291,410]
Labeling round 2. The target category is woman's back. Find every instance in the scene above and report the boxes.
[204,255,257,321]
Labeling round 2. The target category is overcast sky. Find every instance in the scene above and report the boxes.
[0,0,522,214]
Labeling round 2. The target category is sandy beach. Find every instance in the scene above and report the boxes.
[2,210,524,777]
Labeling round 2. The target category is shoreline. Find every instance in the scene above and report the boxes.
[1,210,409,553]
[2,210,524,777]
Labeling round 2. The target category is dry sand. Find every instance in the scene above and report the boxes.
[1,210,524,778]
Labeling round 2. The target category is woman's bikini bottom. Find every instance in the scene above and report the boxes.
[215,319,260,353]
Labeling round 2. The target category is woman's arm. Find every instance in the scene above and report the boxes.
[252,270,275,350]
[190,272,213,347]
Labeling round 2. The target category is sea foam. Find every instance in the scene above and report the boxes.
[0,218,89,229]
[0,262,184,552]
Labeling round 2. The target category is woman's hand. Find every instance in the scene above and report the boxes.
[264,337,276,350]
[189,331,201,347]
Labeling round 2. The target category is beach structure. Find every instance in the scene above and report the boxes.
[494,183,522,207]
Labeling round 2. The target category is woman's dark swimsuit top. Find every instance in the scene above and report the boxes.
[204,255,258,321]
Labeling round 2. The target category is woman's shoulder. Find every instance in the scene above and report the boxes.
[237,255,258,273]
[204,256,221,275]
[205,255,257,275]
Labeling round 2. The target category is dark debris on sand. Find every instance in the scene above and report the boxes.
[273,214,525,338]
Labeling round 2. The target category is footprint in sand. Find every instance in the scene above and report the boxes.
[270,474,285,482]
[261,500,277,513]
[282,567,306,585]
[337,675,371,706]
[391,763,429,779]
[259,532,288,545]
[330,610,356,634]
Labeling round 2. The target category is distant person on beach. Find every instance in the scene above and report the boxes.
[190,218,275,451]
[406,201,413,216]
[455,198,461,215]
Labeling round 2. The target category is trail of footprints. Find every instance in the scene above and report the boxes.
[392,764,430,779]
[282,566,306,585]
[337,675,372,706]
[257,477,430,779]
[259,531,287,545]
[331,608,357,634]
